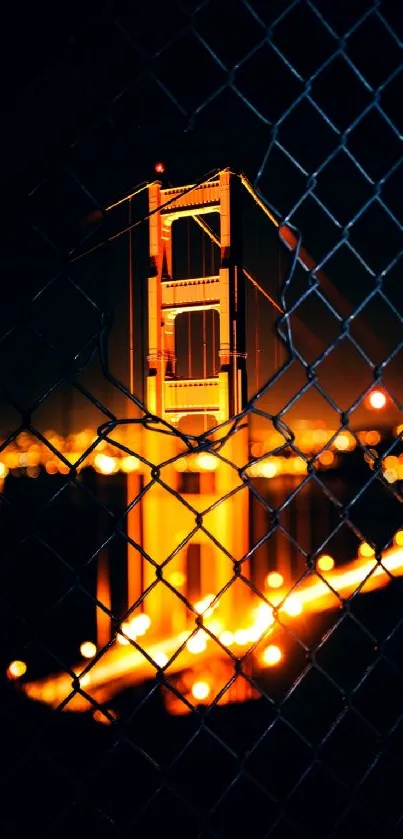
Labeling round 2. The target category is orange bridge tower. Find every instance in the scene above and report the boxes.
[127,171,250,637]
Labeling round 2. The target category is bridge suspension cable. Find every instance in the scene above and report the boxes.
[243,267,283,313]
[105,181,157,212]
[192,214,283,313]
[192,189,325,364]
[238,173,280,230]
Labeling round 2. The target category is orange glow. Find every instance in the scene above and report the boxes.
[234,629,250,645]
[191,680,210,701]
[248,455,308,478]
[169,571,186,588]
[317,554,335,572]
[194,594,215,616]
[368,389,387,410]
[154,652,168,668]
[312,429,328,445]
[116,633,130,646]
[219,630,235,647]
[384,468,398,484]
[94,454,118,475]
[93,709,118,725]
[289,549,403,613]
[130,614,151,635]
[120,455,140,473]
[250,442,262,458]
[174,458,188,471]
[45,461,59,475]
[262,645,282,666]
[253,602,275,632]
[384,456,398,469]
[318,450,334,466]
[260,461,278,478]
[282,594,302,616]
[266,572,283,589]
[365,430,381,446]
[394,531,403,547]
[186,631,207,654]
[27,466,40,479]
[358,542,375,558]
[5,452,20,469]
[206,619,223,637]
[334,432,353,451]
[381,455,403,484]
[80,641,97,659]
[120,613,151,643]
[195,453,217,471]
[7,660,27,680]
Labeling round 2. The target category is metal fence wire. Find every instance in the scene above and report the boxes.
[1,1,403,837]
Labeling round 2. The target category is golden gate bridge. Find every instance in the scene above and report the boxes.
[6,169,403,719]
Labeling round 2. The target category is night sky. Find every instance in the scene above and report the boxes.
[0,0,402,437]
[0,11,402,838]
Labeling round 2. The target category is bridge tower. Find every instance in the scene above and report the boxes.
[127,171,250,636]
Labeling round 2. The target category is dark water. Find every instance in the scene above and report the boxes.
[1,462,403,837]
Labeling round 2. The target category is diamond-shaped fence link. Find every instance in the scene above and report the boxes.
[1,1,403,837]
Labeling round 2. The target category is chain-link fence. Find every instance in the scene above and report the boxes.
[1,1,403,837]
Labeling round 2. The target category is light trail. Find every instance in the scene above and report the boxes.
[23,630,196,712]
[21,543,403,713]
[285,548,403,610]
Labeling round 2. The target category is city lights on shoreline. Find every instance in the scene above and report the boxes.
[0,422,393,486]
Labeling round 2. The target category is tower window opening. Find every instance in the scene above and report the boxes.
[178,472,201,494]
[186,543,202,603]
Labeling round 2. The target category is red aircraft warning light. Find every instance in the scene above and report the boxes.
[154,162,165,174]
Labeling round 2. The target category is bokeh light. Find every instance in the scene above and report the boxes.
[317,555,335,572]
[186,632,207,654]
[80,641,97,659]
[94,453,118,475]
[154,652,168,668]
[7,660,27,680]
[169,571,186,588]
[266,571,284,589]
[368,389,387,410]
[359,542,375,558]
[262,645,282,666]
[191,680,210,701]
[283,595,303,616]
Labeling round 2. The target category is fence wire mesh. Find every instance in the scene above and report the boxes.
[1,1,403,837]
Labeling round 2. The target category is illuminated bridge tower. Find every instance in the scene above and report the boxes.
[128,171,250,636]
